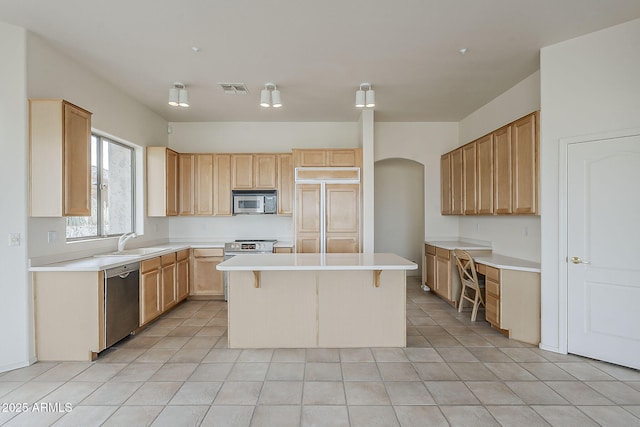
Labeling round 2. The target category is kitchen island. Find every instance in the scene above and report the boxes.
[217,253,417,349]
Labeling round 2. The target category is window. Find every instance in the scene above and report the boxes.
[66,134,135,240]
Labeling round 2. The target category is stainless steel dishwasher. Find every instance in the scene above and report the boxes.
[104,262,140,348]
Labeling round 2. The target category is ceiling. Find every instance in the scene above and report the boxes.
[2,1,640,123]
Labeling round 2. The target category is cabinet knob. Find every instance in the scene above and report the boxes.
[570,256,590,264]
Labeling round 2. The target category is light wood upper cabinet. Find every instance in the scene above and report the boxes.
[476,134,494,215]
[440,153,452,215]
[277,153,294,215]
[450,148,464,215]
[463,142,477,215]
[147,147,179,217]
[328,149,362,167]
[293,148,362,167]
[214,154,232,216]
[178,154,195,216]
[254,154,277,189]
[511,112,539,214]
[493,125,513,214]
[29,99,92,217]
[231,154,253,189]
[195,154,214,215]
[293,149,327,167]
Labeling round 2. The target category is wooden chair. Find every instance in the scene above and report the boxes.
[454,249,485,321]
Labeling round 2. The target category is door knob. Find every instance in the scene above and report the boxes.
[570,256,590,264]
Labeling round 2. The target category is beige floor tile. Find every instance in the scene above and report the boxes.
[440,405,500,427]
[182,336,220,350]
[41,381,102,405]
[504,381,569,405]
[206,318,228,327]
[485,405,550,427]
[408,316,438,326]
[520,362,577,381]
[344,381,391,405]
[377,362,420,381]
[150,405,209,427]
[301,405,349,427]
[349,405,399,427]
[196,326,227,337]
[81,381,143,405]
[307,348,340,362]
[2,381,64,404]
[372,348,410,362]
[188,363,233,381]
[442,325,482,336]
[466,381,524,405]
[266,363,305,381]
[342,362,381,381]
[139,326,174,337]
[3,409,65,427]
[169,381,222,405]
[394,405,448,427]
[237,349,274,362]
[339,348,374,362]
[101,405,163,427]
[413,362,459,381]
[589,362,640,381]
[629,382,640,392]
[124,381,182,405]
[96,347,146,363]
[545,381,613,405]
[200,405,253,427]
[180,317,211,327]
[202,348,241,363]
[554,362,615,380]
[415,326,450,336]
[0,363,58,382]
[530,349,585,362]
[118,335,162,349]
[468,348,513,362]
[151,336,191,349]
[454,334,494,347]
[406,335,431,347]
[425,381,479,405]
[578,405,640,427]
[71,363,127,382]
[585,381,640,404]
[52,405,117,427]
[250,405,301,427]
[532,405,600,427]
[403,347,443,362]
[484,362,537,381]
[212,381,262,405]
[483,334,527,347]
[272,348,306,362]
[499,347,549,362]
[149,362,198,381]
[385,381,435,405]
[303,381,346,405]
[150,317,184,329]
[167,325,203,337]
[0,382,24,399]
[135,348,180,363]
[448,362,498,380]
[258,381,303,404]
[436,347,479,362]
[427,335,463,347]
[109,363,162,382]
[305,362,342,381]
[167,347,210,363]
[227,362,269,381]
[623,406,640,418]
[32,363,91,382]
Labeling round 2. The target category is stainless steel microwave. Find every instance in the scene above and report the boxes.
[232,191,277,214]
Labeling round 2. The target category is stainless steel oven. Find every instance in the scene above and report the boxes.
[223,240,276,300]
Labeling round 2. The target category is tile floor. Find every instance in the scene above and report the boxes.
[1,277,640,426]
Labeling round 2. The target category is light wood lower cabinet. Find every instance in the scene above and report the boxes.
[140,257,162,326]
[161,253,177,311]
[424,245,436,291]
[190,248,225,298]
[273,246,294,253]
[176,249,189,301]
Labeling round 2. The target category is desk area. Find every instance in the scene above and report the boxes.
[424,241,541,345]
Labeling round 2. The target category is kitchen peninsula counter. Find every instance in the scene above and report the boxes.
[217,253,417,349]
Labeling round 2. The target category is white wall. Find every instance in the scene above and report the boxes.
[168,121,359,242]
[27,34,169,263]
[539,18,640,353]
[374,122,460,241]
[0,23,32,372]
[457,72,542,262]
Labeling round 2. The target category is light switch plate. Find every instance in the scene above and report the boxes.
[48,231,57,243]
[9,233,21,247]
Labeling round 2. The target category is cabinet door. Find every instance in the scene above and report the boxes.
[440,153,452,215]
[328,149,360,167]
[161,254,177,311]
[63,102,92,216]
[450,148,464,215]
[476,134,494,215]
[325,184,359,253]
[195,154,214,215]
[493,125,513,214]
[277,154,293,215]
[191,251,224,297]
[214,154,232,216]
[435,253,451,300]
[178,154,195,216]
[463,142,477,215]
[295,184,321,253]
[425,245,436,289]
[273,246,293,253]
[232,154,253,189]
[176,250,189,301]
[254,154,277,189]
[511,113,538,214]
[140,268,162,325]
[166,149,179,216]
[293,149,327,167]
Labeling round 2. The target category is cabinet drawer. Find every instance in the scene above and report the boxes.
[436,248,450,260]
[176,249,189,261]
[485,279,500,297]
[194,248,224,258]
[161,253,176,265]
[425,245,436,255]
[141,257,161,273]
[485,294,500,325]
[486,266,500,282]
[476,263,486,276]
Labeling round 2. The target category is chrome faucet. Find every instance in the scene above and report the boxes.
[117,232,137,252]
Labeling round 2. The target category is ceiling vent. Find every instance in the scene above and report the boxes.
[218,83,249,94]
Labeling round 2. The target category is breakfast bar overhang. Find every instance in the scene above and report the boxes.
[217,253,418,349]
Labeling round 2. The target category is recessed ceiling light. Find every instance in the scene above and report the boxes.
[459,48,468,55]
[192,46,201,53]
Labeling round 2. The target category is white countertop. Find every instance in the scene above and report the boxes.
[473,254,541,273]
[217,253,418,271]
[426,240,492,251]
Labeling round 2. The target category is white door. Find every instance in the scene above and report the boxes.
[567,135,640,369]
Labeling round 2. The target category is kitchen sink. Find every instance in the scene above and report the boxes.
[96,247,167,257]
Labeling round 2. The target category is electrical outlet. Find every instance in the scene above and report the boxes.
[524,227,529,237]
[8,233,21,247]
[48,231,57,243]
